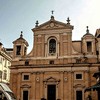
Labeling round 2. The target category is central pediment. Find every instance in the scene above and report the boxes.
[32,16,73,32]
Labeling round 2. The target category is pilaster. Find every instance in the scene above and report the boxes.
[40,72,45,99]
[30,72,36,100]
[60,71,64,100]
[17,72,21,100]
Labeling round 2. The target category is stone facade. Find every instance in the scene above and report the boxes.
[0,42,12,84]
[10,16,100,100]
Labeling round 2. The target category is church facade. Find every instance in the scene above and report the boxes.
[10,15,100,100]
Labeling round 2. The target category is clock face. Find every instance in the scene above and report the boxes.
[50,23,54,27]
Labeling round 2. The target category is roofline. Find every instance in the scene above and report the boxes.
[32,19,74,32]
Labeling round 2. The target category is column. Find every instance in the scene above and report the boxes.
[60,71,64,100]
[30,72,36,100]
[40,72,44,99]
[71,71,74,100]
[17,72,21,100]
[57,42,59,56]
[68,71,72,100]
[45,43,47,57]
[84,70,91,99]
[63,71,68,100]
[10,72,13,90]
[44,82,47,99]
[56,82,59,99]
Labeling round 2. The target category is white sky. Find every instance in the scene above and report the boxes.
[0,0,100,53]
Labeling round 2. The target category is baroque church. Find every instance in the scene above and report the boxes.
[10,15,100,100]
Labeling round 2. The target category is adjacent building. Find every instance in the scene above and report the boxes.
[0,42,12,84]
[10,15,100,100]
[85,67,100,100]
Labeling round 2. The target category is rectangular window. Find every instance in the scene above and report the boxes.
[49,60,54,64]
[25,61,29,66]
[76,74,82,79]
[23,90,28,100]
[16,46,21,55]
[76,90,82,100]
[87,42,92,52]
[23,75,29,80]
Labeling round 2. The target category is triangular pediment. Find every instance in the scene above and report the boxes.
[21,84,31,88]
[32,18,73,31]
[43,77,60,82]
[73,84,85,88]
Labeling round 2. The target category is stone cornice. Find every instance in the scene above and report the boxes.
[0,51,12,61]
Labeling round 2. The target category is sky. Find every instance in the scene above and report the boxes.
[0,0,100,53]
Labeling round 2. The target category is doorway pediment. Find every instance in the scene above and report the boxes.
[43,77,60,82]
[21,84,31,88]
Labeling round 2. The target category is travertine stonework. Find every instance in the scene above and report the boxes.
[10,16,100,100]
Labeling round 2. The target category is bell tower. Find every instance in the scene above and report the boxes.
[13,31,29,58]
[82,26,96,55]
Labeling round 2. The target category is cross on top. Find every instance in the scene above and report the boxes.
[51,10,54,15]
[35,20,39,27]
[86,26,89,33]
[20,31,23,38]
[50,10,55,20]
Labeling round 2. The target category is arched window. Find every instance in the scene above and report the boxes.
[49,39,56,53]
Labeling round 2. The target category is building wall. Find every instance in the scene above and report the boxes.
[10,64,98,100]
[10,17,100,100]
[0,44,12,84]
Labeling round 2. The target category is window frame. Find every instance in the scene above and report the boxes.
[48,37,57,56]
[49,39,56,54]
[49,60,54,64]
[22,74,30,81]
[25,60,29,66]
[74,72,83,80]
[16,45,21,55]
[86,41,92,53]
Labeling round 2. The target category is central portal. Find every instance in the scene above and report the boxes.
[47,85,56,100]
